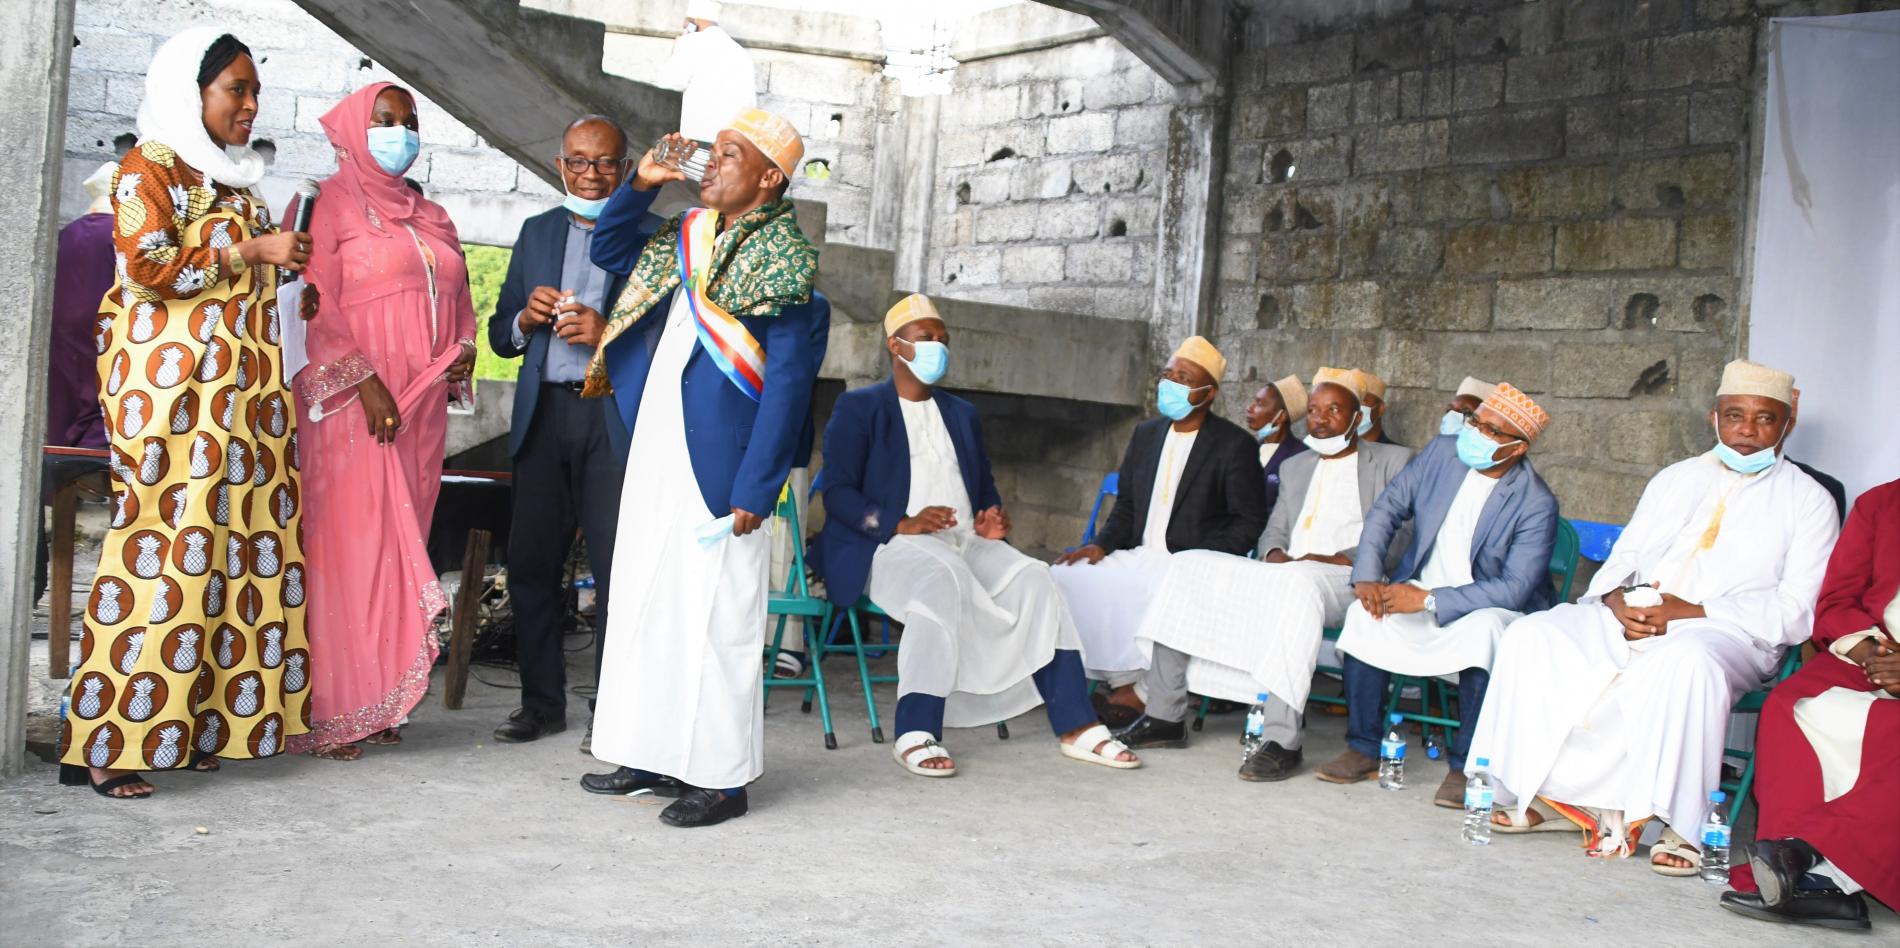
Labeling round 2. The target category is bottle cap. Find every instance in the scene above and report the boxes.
[1710,791,1726,803]
[1388,713,1402,724]
[1255,692,1268,701]
[1475,757,1489,767]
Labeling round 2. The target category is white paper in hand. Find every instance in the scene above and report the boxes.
[278,278,309,383]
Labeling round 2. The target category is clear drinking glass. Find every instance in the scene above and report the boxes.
[654,136,707,181]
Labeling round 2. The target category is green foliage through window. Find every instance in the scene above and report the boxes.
[463,243,518,383]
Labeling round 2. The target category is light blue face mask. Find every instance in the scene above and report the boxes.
[900,340,950,385]
[1713,424,1784,475]
[366,126,420,176]
[1356,405,1376,437]
[1254,414,1282,442]
[1438,410,1467,437]
[563,187,610,221]
[1456,423,1521,472]
[1157,379,1207,421]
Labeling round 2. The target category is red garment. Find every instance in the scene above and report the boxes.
[1752,477,1898,907]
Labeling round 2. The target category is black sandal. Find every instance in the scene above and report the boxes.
[59,763,154,799]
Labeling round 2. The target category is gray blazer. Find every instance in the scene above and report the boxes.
[1259,440,1415,565]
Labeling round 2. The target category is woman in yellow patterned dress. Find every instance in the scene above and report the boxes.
[58,28,313,798]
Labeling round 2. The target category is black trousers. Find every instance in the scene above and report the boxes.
[509,386,626,716]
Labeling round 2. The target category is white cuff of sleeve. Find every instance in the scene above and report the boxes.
[1830,628,1889,664]
[509,311,529,349]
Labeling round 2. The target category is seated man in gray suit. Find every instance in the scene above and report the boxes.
[1118,368,1414,782]
[1319,382,1559,806]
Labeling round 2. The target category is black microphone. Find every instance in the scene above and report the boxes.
[290,178,320,233]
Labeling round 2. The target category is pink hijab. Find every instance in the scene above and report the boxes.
[316,82,457,246]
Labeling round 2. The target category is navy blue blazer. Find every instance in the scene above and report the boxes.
[589,184,830,518]
[812,380,1003,608]
[1349,435,1561,624]
[486,206,635,460]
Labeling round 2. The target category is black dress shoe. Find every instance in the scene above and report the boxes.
[1718,889,1870,931]
[580,766,683,797]
[1090,692,1141,730]
[493,708,566,743]
[1238,741,1303,782]
[1749,837,1824,907]
[659,788,749,827]
[1113,714,1188,749]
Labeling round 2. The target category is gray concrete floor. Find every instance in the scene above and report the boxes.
[5,565,1894,945]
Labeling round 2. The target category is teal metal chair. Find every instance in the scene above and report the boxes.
[1376,518,1584,757]
[762,483,839,748]
[1196,518,1585,740]
[826,595,1015,744]
[1721,647,1803,823]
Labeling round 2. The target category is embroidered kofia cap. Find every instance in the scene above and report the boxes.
[1172,336,1226,381]
[1715,359,1795,406]
[1456,376,1497,401]
[1312,366,1363,402]
[1272,374,1309,422]
[883,293,941,336]
[728,108,804,178]
[1482,382,1551,441]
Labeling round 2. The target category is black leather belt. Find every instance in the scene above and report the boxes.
[544,380,587,392]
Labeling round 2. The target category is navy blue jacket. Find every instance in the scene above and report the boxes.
[589,184,829,518]
[813,380,1003,608]
[1350,435,1560,624]
[486,206,634,460]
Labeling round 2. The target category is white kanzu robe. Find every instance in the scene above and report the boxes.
[1335,469,1520,677]
[1053,427,1197,679]
[590,295,771,790]
[1469,453,1840,834]
[1134,456,1362,708]
[867,397,1079,728]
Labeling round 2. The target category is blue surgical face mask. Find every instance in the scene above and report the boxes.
[1356,405,1376,437]
[366,126,420,176]
[1456,423,1521,472]
[1157,379,1208,421]
[1302,431,1353,457]
[1712,423,1784,475]
[1255,418,1281,441]
[1438,410,1467,437]
[562,186,608,221]
[900,339,949,385]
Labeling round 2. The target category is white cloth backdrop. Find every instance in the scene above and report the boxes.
[1747,12,1900,508]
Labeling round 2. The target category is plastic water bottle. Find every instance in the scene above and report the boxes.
[1378,714,1406,790]
[1462,757,1496,845]
[1240,692,1269,762]
[1700,791,1731,883]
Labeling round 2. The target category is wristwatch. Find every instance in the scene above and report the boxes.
[227,246,249,277]
[1422,593,1437,615]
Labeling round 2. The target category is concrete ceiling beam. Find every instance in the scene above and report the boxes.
[1034,0,1232,88]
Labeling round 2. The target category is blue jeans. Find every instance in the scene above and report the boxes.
[893,649,1097,739]
[1343,653,1489,772]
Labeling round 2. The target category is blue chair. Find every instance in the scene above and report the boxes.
[762,483,839,748]
[1077,471,1118,549]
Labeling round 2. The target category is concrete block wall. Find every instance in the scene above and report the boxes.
[927,37,1173,323]
[64,0,555,238]
[1212,0,1805,523]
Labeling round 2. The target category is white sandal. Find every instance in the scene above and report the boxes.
[1059,724,1141,770]
[1649,826,1702,877]
[892,730,956,778]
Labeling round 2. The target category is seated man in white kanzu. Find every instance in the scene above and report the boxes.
[1050,336,1267,718]
[811,294,1137,776]
[1316,382,1559,806]
[1467,359,1840,876]
[1116,368,1413,781]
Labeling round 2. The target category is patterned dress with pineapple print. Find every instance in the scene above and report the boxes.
[59,140,311,769]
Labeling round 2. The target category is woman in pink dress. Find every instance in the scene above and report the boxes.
[288,82,475,758]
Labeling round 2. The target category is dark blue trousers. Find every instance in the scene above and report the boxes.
[893,649,1097,739]
[1343,653,1489,772]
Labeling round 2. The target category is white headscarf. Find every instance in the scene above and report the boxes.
[136,26,266,188]
[82,162,117,214]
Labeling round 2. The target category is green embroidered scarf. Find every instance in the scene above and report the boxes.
[581,197,816,397]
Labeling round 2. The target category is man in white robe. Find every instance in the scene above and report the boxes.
[579,111,827,828]
[1050,337,1267,720]
[811,295,1138,777]
[1468,360,1840,871]
[1318,383,1558,806]
[1116,369,1411,781]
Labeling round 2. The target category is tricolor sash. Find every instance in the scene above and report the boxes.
[679,208,766,402]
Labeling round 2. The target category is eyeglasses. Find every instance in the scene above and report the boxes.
[1464,415,1521,444]
[557,155,630,175]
